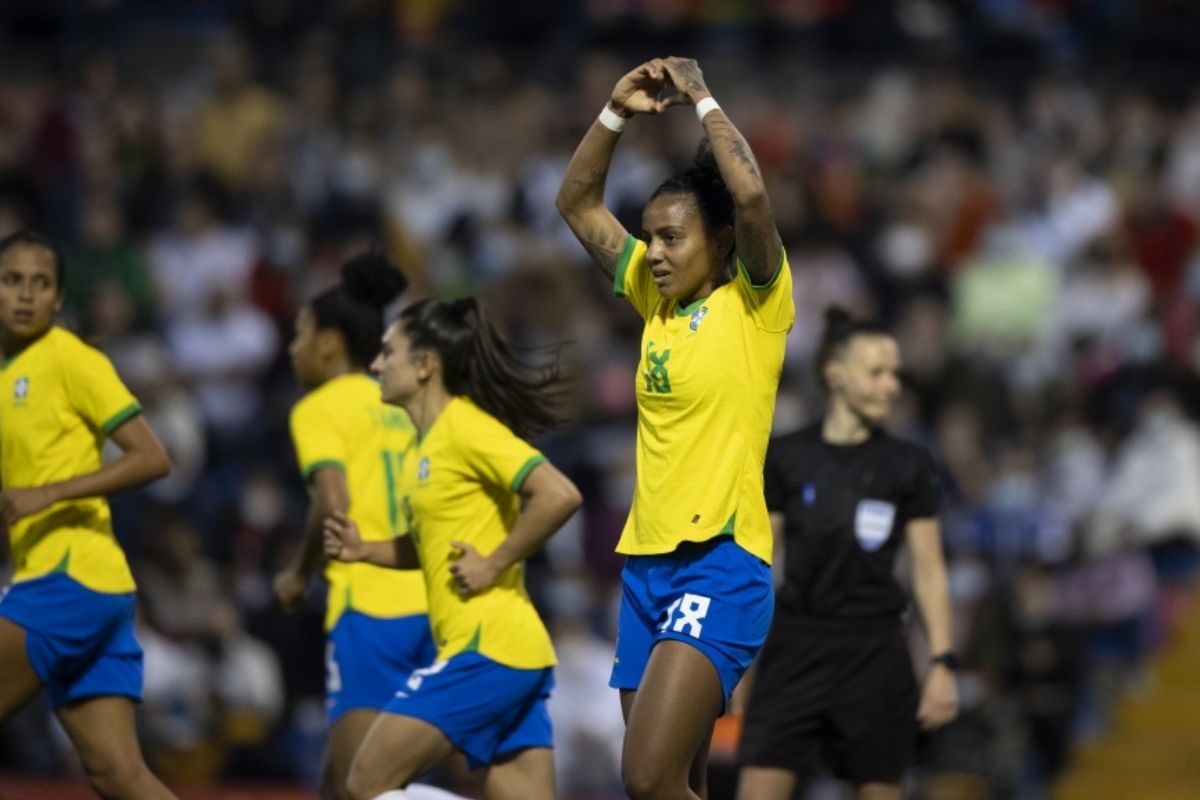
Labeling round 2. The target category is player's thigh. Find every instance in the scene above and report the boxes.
[622,640,724,787]
[349,712,455,797]
[326,709,379,798]
[736,766,798,800]
[56,695,159,792]
[478,746,554,800]
[0,616,42,720]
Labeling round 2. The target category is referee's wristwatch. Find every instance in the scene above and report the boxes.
[930,651,960,670]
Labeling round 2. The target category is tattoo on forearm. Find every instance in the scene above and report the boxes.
[581,224,625,278]
[707,117,761,179]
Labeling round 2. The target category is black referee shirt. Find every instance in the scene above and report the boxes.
[765,422,940,625]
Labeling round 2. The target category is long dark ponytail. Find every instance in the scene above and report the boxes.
[399,297,563,439]
[311,251,408,369]
[814,306,890,391]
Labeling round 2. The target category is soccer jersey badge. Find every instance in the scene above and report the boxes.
[417,456,430,482]
[13,376,29,401]
[854,499,896,551]
[689,306,709,331]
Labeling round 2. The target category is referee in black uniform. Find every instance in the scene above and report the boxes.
[736,308,958,800]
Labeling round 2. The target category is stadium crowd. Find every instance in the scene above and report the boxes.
[2,1,1199,798]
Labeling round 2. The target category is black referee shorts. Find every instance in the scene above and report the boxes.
[737,618,918,784]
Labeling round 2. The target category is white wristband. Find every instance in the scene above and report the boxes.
[598,104,628,133]
[695,97,720,122]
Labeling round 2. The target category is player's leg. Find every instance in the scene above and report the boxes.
[737,767,799,800]
[56,695,178,799]
[620,640,725,800]
[345,713,455,800]
[855,781,902,800]
[0,616,43,720]
[477,746,555,800]
[326,709,380,800]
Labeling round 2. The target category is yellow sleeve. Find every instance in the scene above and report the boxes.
[734,249,795,333]
[455,408,546,494]
[612,236,658,321]
[289,395,346,483]
[64,341,141,436]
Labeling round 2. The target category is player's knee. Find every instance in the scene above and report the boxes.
[622,757,676,800]
[345,763,399,800]
[81,756,148,800]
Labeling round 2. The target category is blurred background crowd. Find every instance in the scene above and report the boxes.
[2,1,1200,798]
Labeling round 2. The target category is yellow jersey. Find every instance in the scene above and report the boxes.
[401,396,554,670]
[0,326,143,593]
[614,236,794,564]
[289,373,428,631]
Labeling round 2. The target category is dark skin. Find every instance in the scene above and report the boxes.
[557,58,784,800]
[0,241,177,800]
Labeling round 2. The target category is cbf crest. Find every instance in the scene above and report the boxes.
[13,376,29,402]
[417,456,431,482]
[689,305,709,332]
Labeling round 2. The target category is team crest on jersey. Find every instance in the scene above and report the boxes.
[13,376,29,401]
[417,457,430,482]
[689,305,709,331]
[854,499,896,551]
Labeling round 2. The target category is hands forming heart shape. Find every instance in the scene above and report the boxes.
[610,57,710,117]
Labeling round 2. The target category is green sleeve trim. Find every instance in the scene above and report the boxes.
[100,403,142,436]
[737,248,786,291]
[510,455,547,493]
[302,459,346,483]
[611,236,638,297]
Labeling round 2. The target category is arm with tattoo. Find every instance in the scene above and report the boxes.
[662,57,782,285]
[557,60,671,281]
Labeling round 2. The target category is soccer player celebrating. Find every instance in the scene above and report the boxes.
[556,57,794,800]
[274,252,436,800]
[323,297,582,800]
[737,308,958,800]
[0,231,178,799]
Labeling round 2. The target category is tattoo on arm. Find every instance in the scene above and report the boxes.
[707,117,761,179]
[580,223,626,281]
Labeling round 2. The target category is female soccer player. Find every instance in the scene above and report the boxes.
[736,308,958,800]
[556,57,795,800]
[273,252,437,800]
[323,297,582,800]
[0,230,177,799]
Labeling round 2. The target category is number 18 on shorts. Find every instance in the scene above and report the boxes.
[610,536,774,703]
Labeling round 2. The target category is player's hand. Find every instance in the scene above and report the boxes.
[661,56,711,105]
[0,486,58,525]
[917,664,959,731]
[611,59,675,116]
[272,568,308,614]
[448,541,500,598]
[323,511,367,562]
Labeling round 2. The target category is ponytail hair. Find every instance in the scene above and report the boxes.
[310,251,408,368]
[650,138,735,281]
[398,297,563,439]
[814,306,890,392]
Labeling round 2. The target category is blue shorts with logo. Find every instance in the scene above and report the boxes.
[326,610,438,725]
[0,573,143,709]
[611,535,773,704]
[383,651,554,770]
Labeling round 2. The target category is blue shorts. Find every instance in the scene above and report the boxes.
[611,535,773,704]
[326,610,438,725]
[383,651,554,770]
[0,573,143,709]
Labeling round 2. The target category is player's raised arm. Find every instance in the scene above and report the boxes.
[556,59,673,281]
[661,56,782,285]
